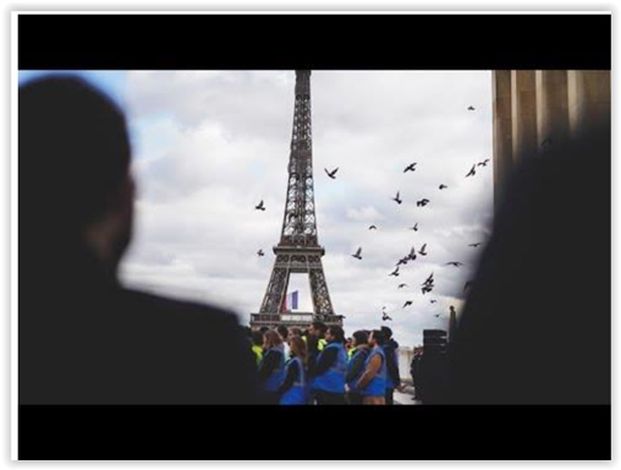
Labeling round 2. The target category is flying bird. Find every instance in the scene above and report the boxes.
[466,165,476,177]
[407,247,417,261]
[324,167,339,179]
[389,266,400,277]
[403,300,413,308]
[416,198,430,207]
[423,273,434,285]
[418,244,427,256]
[467,105,475,111]
[410,223,419,231]
[445,261,464,267]
[430,299,437,304]
[351,247,363,260]
[439,184,448,190]
[368,225,377,230]
[392,191,403,204]
[257,249,265,257]
[468,242,482,248]
[255,200,266,211]
[398,283,408,289]
[382,312,393,321]
[396,257,409,267]
[477,159,490,167]
[403,162,417,173]
[421,286,433,295]
[434,313,441,318]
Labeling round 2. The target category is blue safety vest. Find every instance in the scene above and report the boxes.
[312,342,347,394]
[261,347,285,392]
[280,356,307,405]
[360,346,387,397]
[346,347,370,392]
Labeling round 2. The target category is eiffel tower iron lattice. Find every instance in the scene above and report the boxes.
[250,70,342,329]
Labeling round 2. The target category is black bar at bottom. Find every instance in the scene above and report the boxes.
[18,404,611,460]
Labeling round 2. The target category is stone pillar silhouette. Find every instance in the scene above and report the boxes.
[492,70,513,208]
[511,70,538,162]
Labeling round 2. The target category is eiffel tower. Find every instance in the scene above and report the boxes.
[250,70,343,329]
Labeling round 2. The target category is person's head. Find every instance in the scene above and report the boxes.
[308,321,327,338]
[306,334,318,350]
[352,330,369,347]
[276,325,289,341]
[381,326,393,340]
[290,327,302,337]
[20,76,134,273]
[326,325,345,343]
[263,330,283,350]
[259,326,269,335]
[289,335,307,362]
[369,329,386,347]
[251,330,264,347]
[345,337,353,348]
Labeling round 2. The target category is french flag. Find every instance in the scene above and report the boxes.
[283,290,299,311]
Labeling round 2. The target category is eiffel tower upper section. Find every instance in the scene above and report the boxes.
[279,70,320,248]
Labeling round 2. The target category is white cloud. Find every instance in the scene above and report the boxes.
[119,70,493,348]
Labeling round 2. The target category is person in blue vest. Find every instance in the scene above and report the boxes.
[257,329,286,404]
[278,335,308,405]
[356,329,387,405]
[381,326,402,405]
[345,330,371,405]
[307,321,327,371]
[310,325,348,404]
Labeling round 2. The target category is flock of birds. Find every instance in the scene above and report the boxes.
[346,153,489,321]
[253,104,490,324]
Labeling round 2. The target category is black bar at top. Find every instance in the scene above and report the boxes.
[18,14,611,70]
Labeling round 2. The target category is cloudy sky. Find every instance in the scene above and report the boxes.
[20,70,494,347]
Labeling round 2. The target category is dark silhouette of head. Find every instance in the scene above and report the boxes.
[352,330,369,347]
[276,325,289,340]
[326,325,345,343]
[309,321,327,338]
[380,326,393,340]
[450,122,611,405]
[19,76,134,276]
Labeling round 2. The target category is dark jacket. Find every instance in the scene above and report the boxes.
[20,244,260,405]
[383,339,401,387]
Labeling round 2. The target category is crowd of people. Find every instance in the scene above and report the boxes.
[247,322,403,405]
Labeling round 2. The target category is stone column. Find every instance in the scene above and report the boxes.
[536,70,570,149]
[492,70,513,208]
[567,70,611,136]
[511,70,538,162]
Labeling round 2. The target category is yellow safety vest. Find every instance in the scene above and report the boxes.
[251,345,263,366]
[318,338,327,351]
